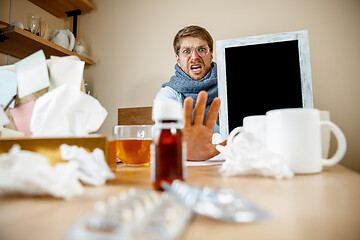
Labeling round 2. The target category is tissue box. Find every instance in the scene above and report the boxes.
[0,135,114,166]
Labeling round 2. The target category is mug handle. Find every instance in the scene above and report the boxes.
[227,126,243,147]
[320,121,347,166]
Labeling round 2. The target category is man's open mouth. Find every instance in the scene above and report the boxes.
[190,64,203,73]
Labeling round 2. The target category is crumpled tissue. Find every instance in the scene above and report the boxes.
[0,144,84,199]
[60,144,115,186]
[30,84,107,136]
[216,131,294,180]
[0,144,115,199]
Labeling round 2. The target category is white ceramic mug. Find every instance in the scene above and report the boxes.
[226,115,267,149]
[320,110,331,158]
[242,115,267,145]
[266,108,347,174]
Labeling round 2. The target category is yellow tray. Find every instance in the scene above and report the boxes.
[0,135,115,166]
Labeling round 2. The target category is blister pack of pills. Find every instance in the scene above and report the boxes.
[162,180,271,223]
[67,188,193,240]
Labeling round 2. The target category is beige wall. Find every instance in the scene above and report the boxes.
[1,0,360,173]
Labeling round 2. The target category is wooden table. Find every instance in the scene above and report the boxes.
[0,164,359,240]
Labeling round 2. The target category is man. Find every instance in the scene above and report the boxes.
[154,25,219,132]
[154,25,225,160]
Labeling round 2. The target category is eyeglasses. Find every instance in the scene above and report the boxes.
[178,46,210,58]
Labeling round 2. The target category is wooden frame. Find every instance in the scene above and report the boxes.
[216,30,313,139]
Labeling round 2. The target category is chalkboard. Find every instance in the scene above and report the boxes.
[216,31,313,139]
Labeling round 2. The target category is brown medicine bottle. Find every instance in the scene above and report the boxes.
[151,101,186,190]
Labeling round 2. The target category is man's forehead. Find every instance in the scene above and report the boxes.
[179,36,208,47]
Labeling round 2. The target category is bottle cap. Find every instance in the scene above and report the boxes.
[152,101,182,121]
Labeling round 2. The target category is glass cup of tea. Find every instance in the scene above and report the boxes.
[113,125,153,166]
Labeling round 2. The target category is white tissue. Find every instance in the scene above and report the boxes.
[0,144,84,199]
[60,144,115,186]
[48,55,85,91]
[30,84,107,136]
[216,132,294,180]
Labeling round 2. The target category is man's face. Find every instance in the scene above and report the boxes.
[176,36,213,80]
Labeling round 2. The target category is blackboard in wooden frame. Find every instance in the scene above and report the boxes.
[216,30,313,139]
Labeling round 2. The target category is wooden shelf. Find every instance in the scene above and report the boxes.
[0,26,93,65]
[28,0,95,18]
[0,0,95,65]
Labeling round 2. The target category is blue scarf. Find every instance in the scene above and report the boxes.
[162,62,218,120]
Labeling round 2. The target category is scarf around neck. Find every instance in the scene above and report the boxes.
[162,62,218,120]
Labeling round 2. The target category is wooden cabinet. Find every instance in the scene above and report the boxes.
[0,0,94,65]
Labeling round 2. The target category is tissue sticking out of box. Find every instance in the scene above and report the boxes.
[30,84,108,137]
[0,144,84,199]
[216,131,294,180]
[48,55,85,91]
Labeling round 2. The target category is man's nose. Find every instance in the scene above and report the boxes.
[190,49,200,60]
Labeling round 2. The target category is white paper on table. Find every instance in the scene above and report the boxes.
[185,158,225,167]
[0,68,17,109]
[15,50,49,98]
[0,107,10,126]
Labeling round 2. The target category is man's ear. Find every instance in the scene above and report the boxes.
[176,54,180,64]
